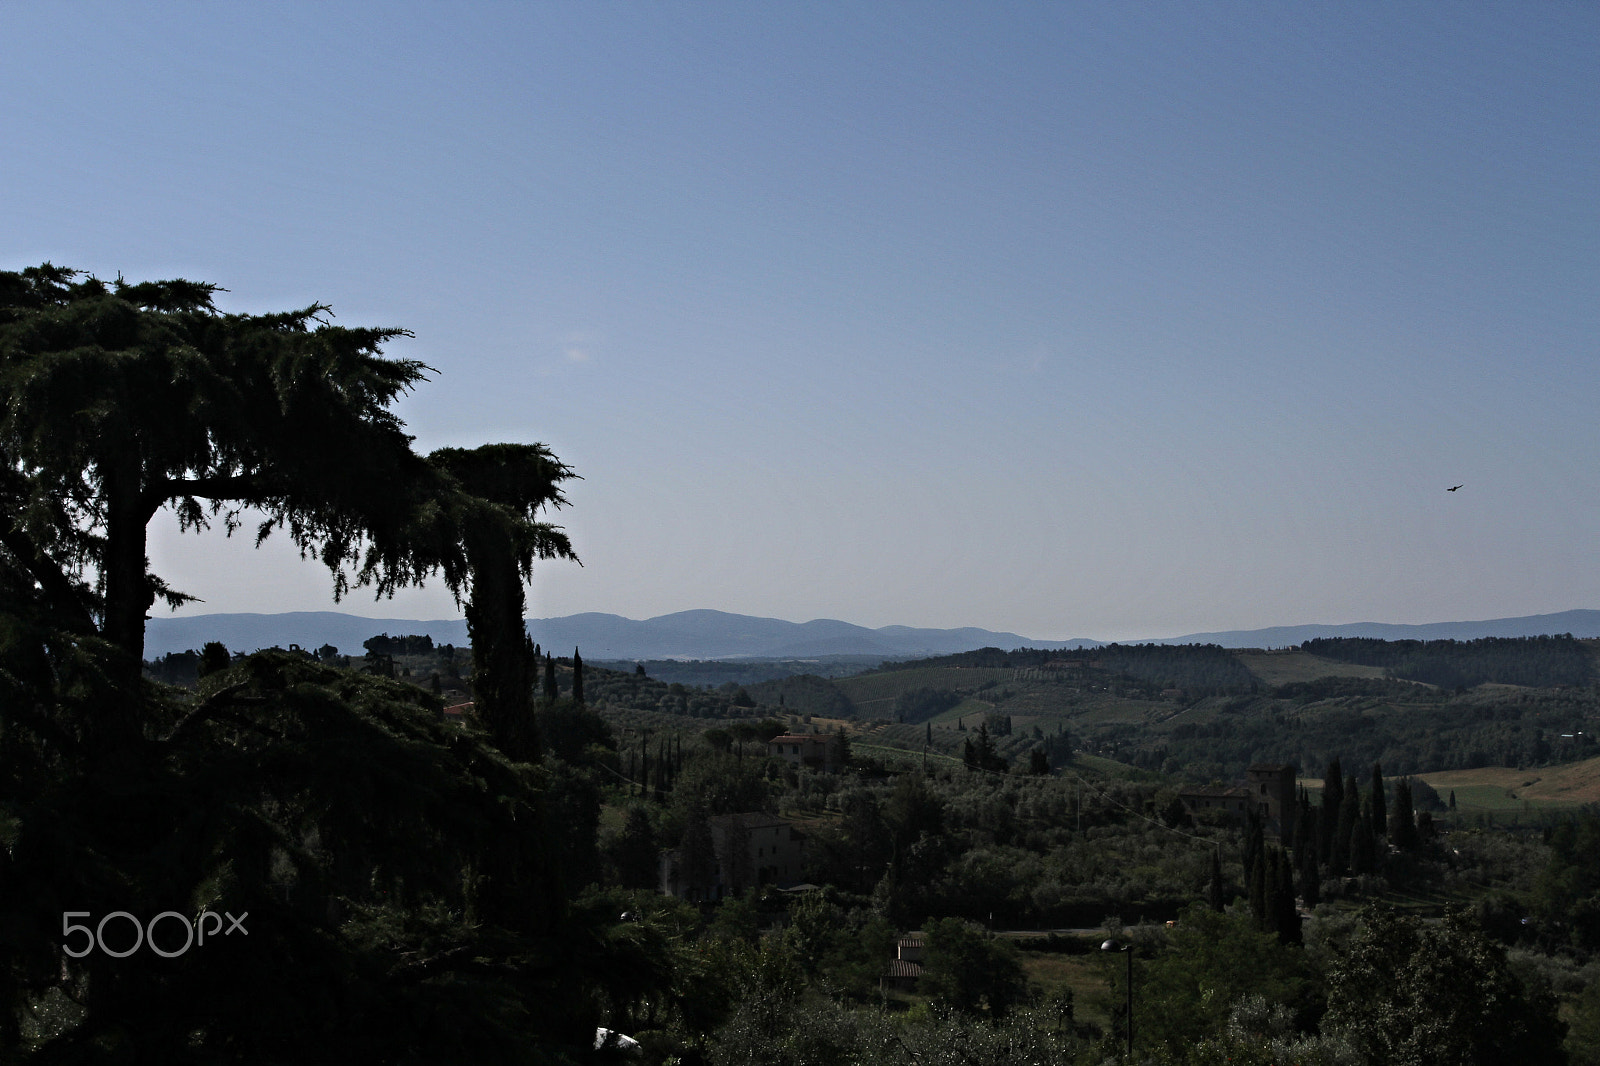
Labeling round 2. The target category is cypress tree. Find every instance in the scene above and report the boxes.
[1208,848,1225,911]
[1351,803,1377,874]
[1298,833,1321,907]
[543,653,557,703]
[1331,771,1360,875]
[1277,848,1302,944]
[615,806,658,890]
[1320,758,1344,863]
[1243,810,1265,903]
[1249,845,1269,931]
[1371,762,1387,838]
[1294,792,1318,872]
[572,647,584,704]
[1391,778,1419,851]
[1262,847,1282,937]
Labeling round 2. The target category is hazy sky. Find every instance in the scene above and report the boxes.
[6,3,1597,641]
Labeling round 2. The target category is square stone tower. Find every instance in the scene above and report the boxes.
[1247,763,1297,844]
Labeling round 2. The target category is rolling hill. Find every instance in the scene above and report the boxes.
[144,608,1600,660]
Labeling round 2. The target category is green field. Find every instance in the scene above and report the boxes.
[1233,650,1390,686]
[1418,759,1600,811]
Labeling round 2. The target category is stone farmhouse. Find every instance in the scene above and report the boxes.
[1180,763,1297,843]
[768,732,844,773]
[658,812,805,900]
[880,934,924,994]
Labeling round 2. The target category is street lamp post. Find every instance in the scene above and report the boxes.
[1101,938,1134,1059]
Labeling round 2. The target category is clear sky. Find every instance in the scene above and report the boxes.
[5,3,1597,641]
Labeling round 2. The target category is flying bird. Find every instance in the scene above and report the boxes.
[1447,484,1463,492]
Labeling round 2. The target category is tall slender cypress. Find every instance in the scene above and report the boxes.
[1249,848,1268,931]
[572,647,584,705]
[1243,811,1265,887]
[1277,849,1302,944]
[1298,835,1321,907]
[1371,762,1387,838]
[1294,792,1317,872]
[1331,771,1360,875]
[1320,758,1344,863]
[1262,848,1283,937]
[1351,803,1377,874]
[1391,778,1419,851]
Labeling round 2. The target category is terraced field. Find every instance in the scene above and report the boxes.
[834,666,1014,718]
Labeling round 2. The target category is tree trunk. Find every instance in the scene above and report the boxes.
[99,453,159,746]
[102,454,151,660]
[463,519,540,762]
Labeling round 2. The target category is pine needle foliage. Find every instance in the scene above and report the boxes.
[3,649,608,1062]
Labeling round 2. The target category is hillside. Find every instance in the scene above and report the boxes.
[772,638,1600,781]
[183,630,1600,787]
[1231,649,1389,686]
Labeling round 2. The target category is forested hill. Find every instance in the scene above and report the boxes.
[1302,634,1593,689]
[729,638,1600,780]
[879,644,1257,696]
[879,635,1599,693]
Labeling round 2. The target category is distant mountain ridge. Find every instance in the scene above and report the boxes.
[143,609,1098,660]
[1148,609,1600,647]
[142,608,1600,661]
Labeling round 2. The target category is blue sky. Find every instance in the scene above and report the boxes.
[5,3,1597,640]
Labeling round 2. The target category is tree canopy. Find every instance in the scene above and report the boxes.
[0,265,596,1061]
[1324,905,1565,1066]
[0,265,578,742]
[0,266,452,719]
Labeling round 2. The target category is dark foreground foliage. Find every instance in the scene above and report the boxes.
[3,650,627,1063]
